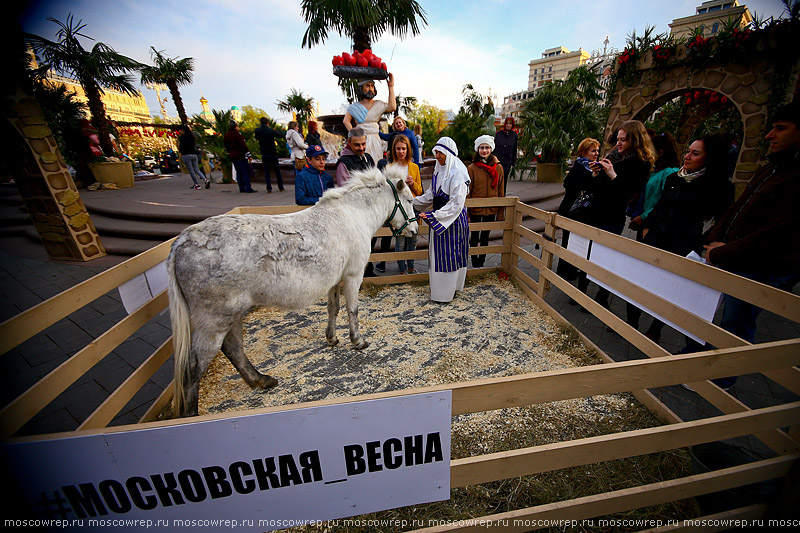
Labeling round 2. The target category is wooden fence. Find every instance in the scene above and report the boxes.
[1,197,798,529]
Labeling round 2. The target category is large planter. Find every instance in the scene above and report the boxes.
[536,163,564,183]
[88,162,134,188]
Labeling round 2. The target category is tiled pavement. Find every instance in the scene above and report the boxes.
[0,172,797,457]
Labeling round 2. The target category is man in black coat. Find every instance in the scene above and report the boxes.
[254,117,285,193]
[494,117,518,195]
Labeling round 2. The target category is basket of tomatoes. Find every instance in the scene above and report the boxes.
[332,49,388,79]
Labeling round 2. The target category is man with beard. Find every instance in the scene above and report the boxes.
[343,74,396,164]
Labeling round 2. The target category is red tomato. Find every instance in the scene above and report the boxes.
[357,57,368,67]
[380,62,387,70]
[345,55,357,66]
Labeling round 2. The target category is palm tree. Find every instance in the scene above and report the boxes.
[301,0,427,101]
[275,89,315,133]
[193,109,234,181]
[139,47,195,125]
[516,66,604,171]
[300,0,427,53]
[24,14,142,156]
[393,94,417,118]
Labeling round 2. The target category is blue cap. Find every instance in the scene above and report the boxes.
[306,145,328,157]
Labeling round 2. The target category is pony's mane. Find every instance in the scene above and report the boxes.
[318,165,405,204]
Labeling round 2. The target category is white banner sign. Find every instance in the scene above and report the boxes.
[4,392,452,531]
[118,261,168,314]
[568,234,721,344]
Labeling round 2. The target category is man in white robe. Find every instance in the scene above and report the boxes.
[343,74,396,164]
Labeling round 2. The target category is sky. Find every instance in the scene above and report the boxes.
[18,0,789,124]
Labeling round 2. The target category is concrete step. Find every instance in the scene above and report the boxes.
[87,212,191,240]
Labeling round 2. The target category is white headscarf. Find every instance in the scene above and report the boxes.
[473,134,495,153]
[432,137,470,194]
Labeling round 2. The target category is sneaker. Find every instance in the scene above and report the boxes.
[407,268,418,275]
[192,184,201,190]
[375,262,386,273]
[204,179,210,189]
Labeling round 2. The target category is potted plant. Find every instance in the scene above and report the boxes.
[193,109,234,183]
[516,67,603,183]
[88,156,135,188]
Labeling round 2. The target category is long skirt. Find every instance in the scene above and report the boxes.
[428,236,467,302]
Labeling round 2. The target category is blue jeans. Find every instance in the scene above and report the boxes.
[720,271,799,344]
[232,158,254,192]
[396,234,418,272]
[182,154,207,185]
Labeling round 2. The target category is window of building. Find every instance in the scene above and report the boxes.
[708,5,721,12]
[723,3,733,8]
[712,22,719,33]
[698,8,707,14]
[549,66,552,72]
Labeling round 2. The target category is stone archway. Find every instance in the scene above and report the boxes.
[605,47,799,188]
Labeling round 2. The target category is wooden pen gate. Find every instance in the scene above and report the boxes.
[1,197,799,530]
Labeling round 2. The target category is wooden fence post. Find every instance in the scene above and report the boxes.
[501,199,519,273]
[538,212,557,297]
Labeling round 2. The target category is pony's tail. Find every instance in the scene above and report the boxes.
[168,250,191,417]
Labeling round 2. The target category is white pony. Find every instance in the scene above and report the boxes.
[168,166,418,417]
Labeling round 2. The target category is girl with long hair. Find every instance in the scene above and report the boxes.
[578,120,655,308]
[638,134,734,342]
[379,134,423,273]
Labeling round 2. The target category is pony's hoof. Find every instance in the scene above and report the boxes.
[353,339,369,350]
[259,375,278,389]
[327,337,339,347]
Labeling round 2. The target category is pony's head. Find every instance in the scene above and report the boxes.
[381,165,419,238]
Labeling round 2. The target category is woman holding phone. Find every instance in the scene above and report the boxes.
[577,120,655,309]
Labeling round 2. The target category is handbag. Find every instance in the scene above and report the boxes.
[568,192,596,223]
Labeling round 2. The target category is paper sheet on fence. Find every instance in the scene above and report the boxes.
[118,261,168,314]
[567,235,721,344]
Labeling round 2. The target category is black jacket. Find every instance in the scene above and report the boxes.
[589,152,651,228]
[338,152,375,172]
[494,129,518,172]
[643,171,733,256]
[254,125,283,155]
[178,132,198,155]
[558,161,593,217]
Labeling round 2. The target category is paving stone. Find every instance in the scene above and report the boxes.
[61,380,111,422]
[43,322,94,348]
[17,407,79,438]
[87,293,125,315]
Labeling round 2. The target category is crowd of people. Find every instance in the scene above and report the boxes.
[556,102,800,389]
[174,70,799,335]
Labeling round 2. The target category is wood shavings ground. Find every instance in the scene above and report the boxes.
[197,275,645,451]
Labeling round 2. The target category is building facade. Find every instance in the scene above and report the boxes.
[669,0,752,39]
[501,45,613,121]
[43,73,152,123]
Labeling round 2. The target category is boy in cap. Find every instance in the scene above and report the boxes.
[295,145,334,205]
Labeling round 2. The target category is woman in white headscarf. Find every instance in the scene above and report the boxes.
[467,134,505,268]
[414,137,471,302]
